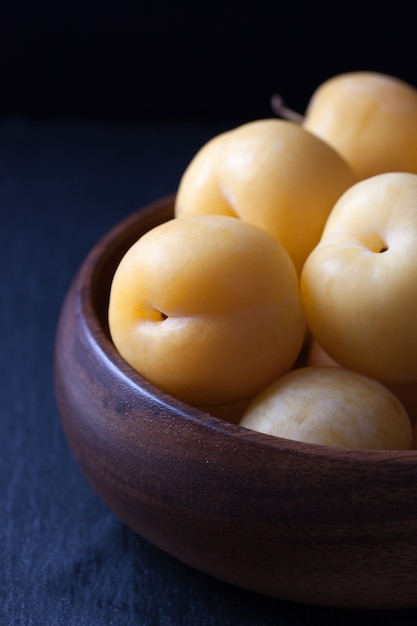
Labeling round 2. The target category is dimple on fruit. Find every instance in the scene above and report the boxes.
[301,172,417,385]
[108,214,306,408]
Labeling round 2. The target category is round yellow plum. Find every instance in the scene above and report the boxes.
[303,71,417,180]
[239,366,412,450]
[108,214,306,407]
[175,119,356,275]
[301,172,417,384]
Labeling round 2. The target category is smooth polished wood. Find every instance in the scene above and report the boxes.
[54,195,417,609]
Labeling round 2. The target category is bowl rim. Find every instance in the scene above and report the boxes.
[77,193,417,465]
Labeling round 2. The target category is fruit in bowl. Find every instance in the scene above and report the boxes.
[240,366,412,450]
[175,118,355,275]
[108,214,306,408]
[301,172,417,385]
[52,70,417,609]
[108,138,417,446]
[54,196,417,610]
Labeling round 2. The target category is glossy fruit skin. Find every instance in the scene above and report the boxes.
[304,71,417,180]
[240,366,412,450]
[301,172,417,384]
[175,119,356,275]
[108,214,306,407]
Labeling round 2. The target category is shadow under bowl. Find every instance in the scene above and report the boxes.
[54,194,417,610]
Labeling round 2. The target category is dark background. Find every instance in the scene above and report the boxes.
[2,1,416,123]
[2,2,417,624]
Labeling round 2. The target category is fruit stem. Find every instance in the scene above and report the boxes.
[270,95,305,124]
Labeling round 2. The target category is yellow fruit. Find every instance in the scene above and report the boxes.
[301,173,417,384]
[108,214,305,407]
[304,71,417,180]
[240,366,412,450]
[175,119,355,275]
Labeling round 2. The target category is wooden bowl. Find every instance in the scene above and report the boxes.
[54,194,417,610]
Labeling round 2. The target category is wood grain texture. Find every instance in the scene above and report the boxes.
[54,195,417,609]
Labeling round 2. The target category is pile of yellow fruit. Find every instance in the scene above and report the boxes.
[108,71,417,451]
